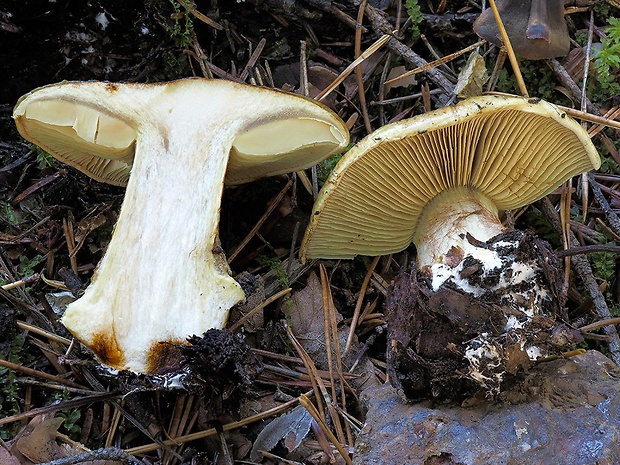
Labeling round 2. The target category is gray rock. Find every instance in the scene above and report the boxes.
[354,350,620,465]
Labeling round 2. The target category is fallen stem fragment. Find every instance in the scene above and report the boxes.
[579,318,620,333]
[0,391,119,426]
[535,348,587,364]
[346,255,380,353]
[1,273,39,290]
[384,40,486,86]
[0,357,85,389]
[16,320,72,345]
[555,244,620,258]
[488,0,528,97]
[38,447,142,465]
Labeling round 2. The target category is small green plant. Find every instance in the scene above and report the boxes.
[17,254,42,278]
[593,17,620,99]
[168,0,195,47]
[0,334,28,439]
[54,392,82,437]
[317,153,343,186]
[0,201,20,225]
[258,255,290,289]
[405,0,423,41]
[33,145,57,170]
[495,64,562,102]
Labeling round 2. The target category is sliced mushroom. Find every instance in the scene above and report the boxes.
[473,0,570,60]
[13,78,349,374]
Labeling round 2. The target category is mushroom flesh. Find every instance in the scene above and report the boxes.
[13,78,349,374]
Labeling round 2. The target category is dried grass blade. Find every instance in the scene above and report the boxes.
[384,40,486,86]
[126,392,309,455]
[488,0,528,97]
[299,394,352,465]
[315,34,391,102]
[345,255,380,352]
[227,177,293,263]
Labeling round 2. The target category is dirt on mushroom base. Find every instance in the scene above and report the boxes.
[386,229,583,402]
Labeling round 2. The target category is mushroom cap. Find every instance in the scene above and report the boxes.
[473,0,570,60]
[12,78,349,187]
[299,94,600,262]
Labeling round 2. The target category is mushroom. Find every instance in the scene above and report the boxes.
[299,94,600,397]
[13,77,349,374]
[300,94,598,268]
[473,0,570,60]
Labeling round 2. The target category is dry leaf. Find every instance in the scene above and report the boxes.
[16,417,67,463]
[453,51,488,99]
[384,66,418,95]
[289,271,328,337]
[250,405,313,461]
[0,444,21,465]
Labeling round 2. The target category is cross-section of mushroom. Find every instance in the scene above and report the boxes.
[300,94,599,399]
[13,78,349,374]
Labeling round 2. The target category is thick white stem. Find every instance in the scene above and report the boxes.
[62,120,244,374]
[413,187,505,270]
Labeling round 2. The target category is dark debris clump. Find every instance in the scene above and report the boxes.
[180,329,263,403]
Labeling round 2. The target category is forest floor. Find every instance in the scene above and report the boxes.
[1,1,620,464]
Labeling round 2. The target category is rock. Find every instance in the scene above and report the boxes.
[354,350,620,465]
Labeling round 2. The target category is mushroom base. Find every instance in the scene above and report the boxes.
[386,229,580,402]
[413,187,505,270]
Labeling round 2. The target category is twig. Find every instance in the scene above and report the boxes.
[547,59,595,113]
[362,3,454,95]
[0,391,119,426]
[315,34,391,102]
[355,0,373,134]
[62,217,78,275]
[0,358,85,390]
[580,9,596,219]
[319,265,346,445]
[39,447,142,465]
[178,0,223,30]
[384,40,486,86]
[240,38,266,82]
[558,105,620,130]
[2,273,40,291]
[588,172,620,238]
[299,394,353,465]
[580,317,620,333]
[538,197,620,366]
[320,265,354,445]
[229,287,292,332]
[17,320,72,345]
[555,244,620,258]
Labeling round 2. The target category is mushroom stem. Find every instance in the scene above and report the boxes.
[413,187,504,270]
[62,109,245,374]
[13,79,349,375]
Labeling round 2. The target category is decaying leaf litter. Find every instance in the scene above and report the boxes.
[1,0,620,463]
